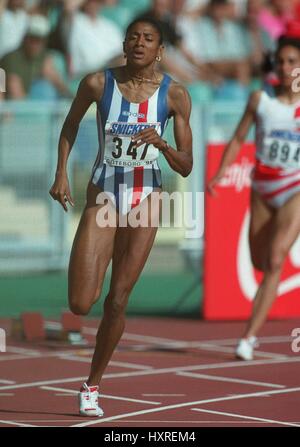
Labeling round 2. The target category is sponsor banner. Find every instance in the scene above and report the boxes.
[203,143,300,320]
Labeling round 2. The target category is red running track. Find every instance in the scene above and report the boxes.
[0,317,299,427]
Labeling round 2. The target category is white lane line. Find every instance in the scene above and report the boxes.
[6,347,41,355]
[177,372,285,389]
[0,355,41,362]
[55,393,75,396]
[71,385,300,427]
[84,328,290,359]
[14,420,98,423]
[113,330,293,349]
[0,379,16,384]
[13,419,294,424]
[0,348,96,362]
[0,420,37,427]
[1,355,300,391]
[109,361,153,371]
[58,355,153,370]
[94,356,300,380]
[142,394,186,397]
[40,386,161,405]
[89,356,300,382]
[203,336,293,346]
[102,395,160,405]
[56,355,91,363]
[82,419,299,424]
[191,408,300,428]
[83,328,182,345]
[1,349,155,371]
[188,344,287,359]
[0,393,15,396]
[0,376,87,391]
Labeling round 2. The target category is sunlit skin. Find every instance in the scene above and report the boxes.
[207,43,300,341]
[49,21,193,388]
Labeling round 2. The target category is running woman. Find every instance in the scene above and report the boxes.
[49,18,193,416]
[208,35,300,361]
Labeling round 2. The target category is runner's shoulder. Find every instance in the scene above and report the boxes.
[168,79,191,115]
[78,71,106,103]
[168,79,191,102]
[247,90,263,113]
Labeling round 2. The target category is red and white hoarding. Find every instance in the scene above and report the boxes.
[203,143,300,320]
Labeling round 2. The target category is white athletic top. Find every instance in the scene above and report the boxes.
[255,91,300,169]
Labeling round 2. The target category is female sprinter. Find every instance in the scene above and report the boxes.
[208,35,300,361]
[49,18,193,416]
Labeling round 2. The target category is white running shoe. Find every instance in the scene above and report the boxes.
[235,336,258,361]
[78,382,104,417]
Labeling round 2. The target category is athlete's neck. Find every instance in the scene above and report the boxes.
[124,64,159,84]
[276,85,300,104]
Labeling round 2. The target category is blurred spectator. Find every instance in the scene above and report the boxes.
[258,0,294,41]
[0,15,72,99]
[136,0,183,48]
[26,1,65,53]
[29,0,63,16]
[179,0,251,86]
[66,0,123,78]
[180,0,208,17]
[135,0,212,84]
[242,0,275,75]
[295,0,300,22]
[0,0,29,58]
[225,0,250,19]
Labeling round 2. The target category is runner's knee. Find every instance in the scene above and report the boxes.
[69,291,95,316]
[103,285,132,319]
[267,244,287,272]
[68,283,102,315]
[69,299,92,316]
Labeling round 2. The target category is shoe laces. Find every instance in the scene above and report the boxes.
[247,336,259,348]
[82,383,99,405]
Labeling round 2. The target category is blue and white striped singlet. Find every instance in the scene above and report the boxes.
[91,69,172,214]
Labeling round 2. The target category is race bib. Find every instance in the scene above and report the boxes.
[260,130,300,168]
[104,121,161,168]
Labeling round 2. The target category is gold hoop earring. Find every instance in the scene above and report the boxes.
[156,56,161,62]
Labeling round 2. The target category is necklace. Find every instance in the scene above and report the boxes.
[129,71,161,86]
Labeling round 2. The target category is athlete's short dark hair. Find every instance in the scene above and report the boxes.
[276,35,300,58]
[125,17,164,45]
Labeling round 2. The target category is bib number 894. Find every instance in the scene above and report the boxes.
[269,141,300,165]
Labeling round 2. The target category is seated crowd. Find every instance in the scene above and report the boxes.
[0,0,299,102]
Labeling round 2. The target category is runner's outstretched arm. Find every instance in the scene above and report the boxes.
[49,73,104,211]
[207,91,261,196]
